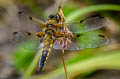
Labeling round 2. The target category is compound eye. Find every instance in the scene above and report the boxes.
[49,14,54,19]
[55,14,60,20]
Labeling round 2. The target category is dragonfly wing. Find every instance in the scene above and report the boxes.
[53,33,109,50]
[73,33,109,50]
[66,16,108,33]
[10,31,44,49]
[18,12,44,32]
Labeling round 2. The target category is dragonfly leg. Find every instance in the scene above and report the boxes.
[32,32,45,38]
[53,32,64,37]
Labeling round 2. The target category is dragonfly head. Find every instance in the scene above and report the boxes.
[48,14,61,23]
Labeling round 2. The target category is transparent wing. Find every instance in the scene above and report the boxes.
[53,33,109,50]
[17,12,44,32]
[65,16,108,33]
[9,31,44,49]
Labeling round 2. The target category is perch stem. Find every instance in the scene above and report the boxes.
[61,50,69,79]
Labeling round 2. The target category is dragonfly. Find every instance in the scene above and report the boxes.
[10,0,109,72]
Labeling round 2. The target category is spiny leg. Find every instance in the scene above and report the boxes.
[32,32,45,37]
[53,32,64,37]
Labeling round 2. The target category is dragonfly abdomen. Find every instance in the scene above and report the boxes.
[39,36,53,72]
[39,50,49,72]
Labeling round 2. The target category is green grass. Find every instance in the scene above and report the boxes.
[66,4,120,21]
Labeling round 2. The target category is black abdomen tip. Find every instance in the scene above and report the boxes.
[39,67,42,72]
[39,62,44,72]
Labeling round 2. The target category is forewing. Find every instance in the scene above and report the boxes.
[10,32,44,49]
[17,12,43,32]
[53,33,109,50]
[66,16,108,33]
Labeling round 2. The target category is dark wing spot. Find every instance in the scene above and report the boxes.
[76,34,82,37]
[37,34,41,37]
[18,11,23,14]
[27,32,31,36]
[29,16,32,20]
[80,19,84,23]
[13,32,18,34]
[98,35,105,38]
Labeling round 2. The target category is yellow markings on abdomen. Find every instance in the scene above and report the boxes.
[39,35,53,72]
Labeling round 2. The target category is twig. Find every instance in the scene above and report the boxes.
[61,50,69,79]
[58,0,62,12]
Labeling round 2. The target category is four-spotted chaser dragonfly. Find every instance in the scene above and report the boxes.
[10,1,109,72]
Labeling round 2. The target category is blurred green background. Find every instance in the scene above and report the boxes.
[0,0,120,79]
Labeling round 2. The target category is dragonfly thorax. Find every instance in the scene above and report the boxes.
[45,28,55,35]
[46,24,54,28]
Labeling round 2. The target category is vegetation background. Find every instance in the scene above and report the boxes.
[0,0,120,79]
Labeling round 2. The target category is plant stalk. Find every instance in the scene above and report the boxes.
[61,50,69,79]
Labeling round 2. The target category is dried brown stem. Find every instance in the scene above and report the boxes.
[61,50,69,79]
[58,0,62,12]
[58,0,65,22]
